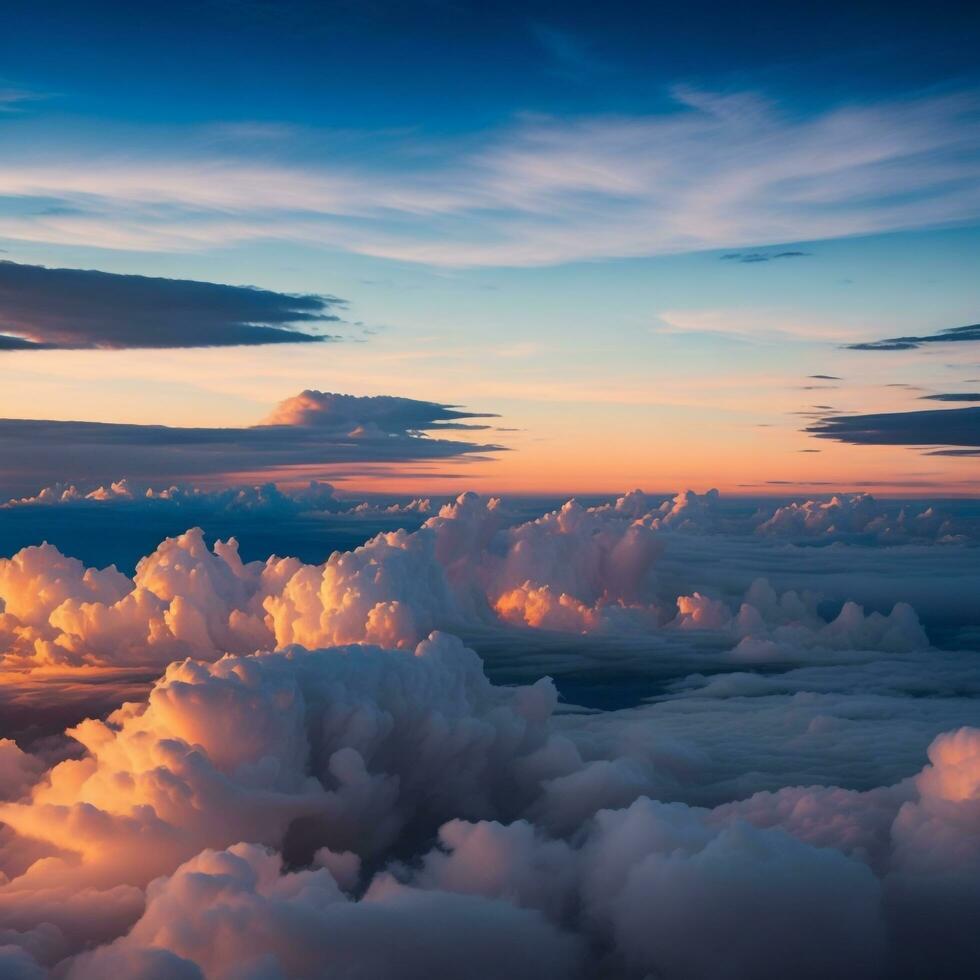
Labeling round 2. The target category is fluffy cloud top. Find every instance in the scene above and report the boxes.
[262,390,495,433]
[0,491,934,674]
[0,487,977,976]
[0,629,975,976]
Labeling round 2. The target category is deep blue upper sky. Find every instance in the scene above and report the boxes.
[4,0,980,130]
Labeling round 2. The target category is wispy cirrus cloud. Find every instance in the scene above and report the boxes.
[655,308,863,343]
[0,86,45,112]
[0,89,978,267]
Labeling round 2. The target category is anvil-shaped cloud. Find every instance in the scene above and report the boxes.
[0,390,500,496]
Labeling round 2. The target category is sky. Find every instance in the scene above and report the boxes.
[1,0,979,495]
[1,7,980,977]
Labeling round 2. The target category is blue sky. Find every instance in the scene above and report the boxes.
[5,0,980,126]
[0,0,978,494]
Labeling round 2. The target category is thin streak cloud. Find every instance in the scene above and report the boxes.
[0,89,978,266]
[845,322,980,351]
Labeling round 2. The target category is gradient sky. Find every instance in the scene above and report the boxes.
[1,0,979,495]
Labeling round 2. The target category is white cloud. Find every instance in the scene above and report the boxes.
[0,90,978,266]
[0,489,977,975]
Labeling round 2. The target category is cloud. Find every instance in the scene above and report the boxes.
[0,88,44,113]
[0,487,979,975]
[0,260,343,350]
[845,323,980,352]
[1,89,979,266]
[720,250,810,263]
[656,308,859,343]
[1,630,976,976]
[754,492,965,544]
[809,374,842,380]
[0,390,501,496]
[261,390,496,432]
[807,406,980,449]
[68,843,580,980]
[0,489,955,676]
[2,479,341,514]
[921,392,980,402]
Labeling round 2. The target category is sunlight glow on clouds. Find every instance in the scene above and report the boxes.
[0,489,977,977]
[1,2,978,974]
[0,391,500,497]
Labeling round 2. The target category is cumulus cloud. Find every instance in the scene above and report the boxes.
[0,390,501,497]
[0,487,978,976]
[755,492,965,544]
[67,843,579,980]
[261,390,496,432]
[2,479,436,526]
[0,260,344,350]
[0,489,949,677]
[3,687,973,976]
[3,479,342,514]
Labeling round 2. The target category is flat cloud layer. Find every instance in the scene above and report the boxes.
[0,260,343,350]
[0,390,500,497]
[846,323,980,351]
[0,489,977,977]
[808,406,980,449]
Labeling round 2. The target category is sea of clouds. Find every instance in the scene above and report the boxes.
[0,487,977,978]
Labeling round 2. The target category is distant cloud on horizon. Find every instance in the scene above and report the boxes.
[0,390,502,496]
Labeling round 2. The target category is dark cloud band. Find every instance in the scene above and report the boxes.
[0,260,344,350]
[0,390,503,496]
[845,322,980,351]
[807,406,980,448]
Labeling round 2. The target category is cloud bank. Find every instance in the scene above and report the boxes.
[0,636,976,977]
[0,489,977,976]
[0,490,948,673]
[0,391,500,497]
[0,260,343,350]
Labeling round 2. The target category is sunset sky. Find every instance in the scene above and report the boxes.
[1,6,979,979]
[1,0,979,496]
